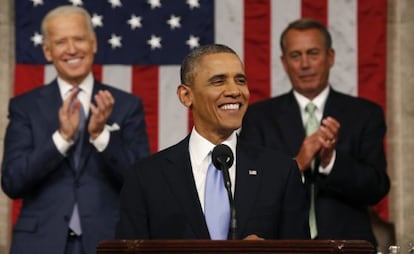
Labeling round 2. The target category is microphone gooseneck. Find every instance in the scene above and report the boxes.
[211,144,237,240]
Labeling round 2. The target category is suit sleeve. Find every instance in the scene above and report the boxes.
[319,104,390,205]
[98,94,150,184]
[116,163,150,239]
[1,98,65,198]
[279,160,310,239]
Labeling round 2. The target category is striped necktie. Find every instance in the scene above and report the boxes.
[69,88,86,235]
[305,102,319,239]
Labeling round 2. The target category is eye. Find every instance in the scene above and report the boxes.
[289,52,301,59]
[308,49,320,56]
[235,76,247,85]
[55,39,66,46]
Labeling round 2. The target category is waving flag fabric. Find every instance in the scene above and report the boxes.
[13,0,387,222]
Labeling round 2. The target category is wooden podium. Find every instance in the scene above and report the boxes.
[97,239,374,253]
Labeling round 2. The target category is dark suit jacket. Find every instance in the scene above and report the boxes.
[239,88,390,246]
[1,79,150,254]
[116,134,309,240]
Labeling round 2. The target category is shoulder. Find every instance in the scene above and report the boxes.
[98,82,142,101]
[245,93,295,119]
[330,90,384,115]
[134,137,189,169]
[9,83,55,107]
[238,140,295,168]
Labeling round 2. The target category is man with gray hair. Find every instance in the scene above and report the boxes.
[2,5,149,254]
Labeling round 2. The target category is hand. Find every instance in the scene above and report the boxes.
[58,88,82,141]
[243,234,264,240]
[295,131,323,172]
[318,116,340,167]
[88,90,115,140]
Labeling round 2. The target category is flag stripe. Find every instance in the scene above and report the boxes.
[14,65,44,96]
[215,0,244,59]
[358,0,388,219]
[328,0,358,96]
[271,0,301,96]
[357,0,387,108]
[302,0,328,25]
[132,66,159,153]
[158,66,188,150]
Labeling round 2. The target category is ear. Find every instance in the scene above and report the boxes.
[177,84,192,108]
[328,48,335,67]
[92,35,98,54]
[42,42,52,62]
[280,55,288,73]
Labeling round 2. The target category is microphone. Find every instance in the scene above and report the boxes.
[211,144,237,240]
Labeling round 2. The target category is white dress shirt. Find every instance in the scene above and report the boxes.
[188,127,237,212]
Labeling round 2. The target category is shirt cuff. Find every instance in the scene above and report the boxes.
[318,150,336,175]
[52,130,74,156]
[89,126,110,152]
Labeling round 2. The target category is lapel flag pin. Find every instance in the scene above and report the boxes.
[248,169,257,175]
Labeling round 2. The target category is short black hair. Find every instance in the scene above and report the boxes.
[180,44,238,85]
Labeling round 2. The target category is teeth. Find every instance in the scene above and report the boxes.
[221,104,240,110]
[67,58,81,64]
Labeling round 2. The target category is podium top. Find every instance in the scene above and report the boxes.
[97,239,374,253]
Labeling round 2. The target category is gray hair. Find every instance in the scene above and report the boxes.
[280,18,332,54]
[41,5,95,43]
[180,44,239,85]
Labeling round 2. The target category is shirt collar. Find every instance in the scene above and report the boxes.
[189,127,237,165]
[293,85,330,113]
[57,73,94,99]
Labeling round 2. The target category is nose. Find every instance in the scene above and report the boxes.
[224,80,241,98]
[300,55,310,69]
[66,40,77,54]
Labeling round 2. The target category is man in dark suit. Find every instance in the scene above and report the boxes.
[1,5,149,254]
[116,44,309,240]
[239,18,390,247]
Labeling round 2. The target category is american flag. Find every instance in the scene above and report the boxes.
[14,0,387,221]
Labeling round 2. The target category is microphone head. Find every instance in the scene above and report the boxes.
[212,144,234,170]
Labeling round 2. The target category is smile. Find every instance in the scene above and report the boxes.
[220,103,240,110]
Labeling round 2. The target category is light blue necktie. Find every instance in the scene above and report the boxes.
[204,161,230,240]
[69,88,85,235]
[305,102,319,239]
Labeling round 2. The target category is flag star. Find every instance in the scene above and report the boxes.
[31,32,43,47]
[91,14,103,28]
[187,0,200,9]
[108,0,122,8]
[108,34,122,49]
[147,35,162,50]
[127,15,142,30]
[69,0,83,6]
[186,35,200,49]
[147,0,161,9]
[30,0,44,7]
[167,15,181,30]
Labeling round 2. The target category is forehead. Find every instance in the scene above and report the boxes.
[46,13,88,33]
[284,28,325,51]
[196,52,244,73]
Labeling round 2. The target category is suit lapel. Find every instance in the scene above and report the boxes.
[323,88,346,119]
[277,92,306,154]
[162,136,210,238]
[233,142,262,238]
[36,81,62,133]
